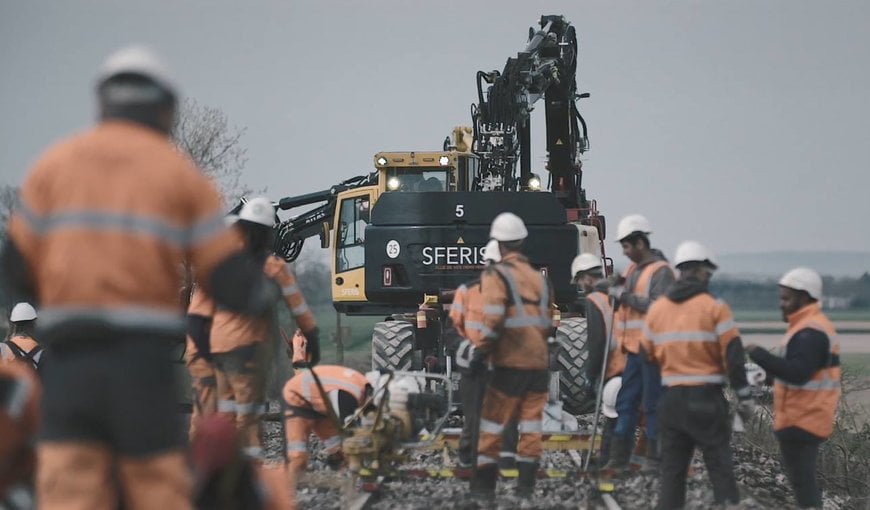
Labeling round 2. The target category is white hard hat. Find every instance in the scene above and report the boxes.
[238,197,276,227]
[489,212,528,242]
[571,253,602,278]
[601,376,622,418]
[10,303,37,322]
[779,267,823,300]
[615,214,652,242]
[673,240,718,270]
[483,239,501,263]
[97,45,177,97]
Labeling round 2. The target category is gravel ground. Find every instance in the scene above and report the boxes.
[262,404,855,509]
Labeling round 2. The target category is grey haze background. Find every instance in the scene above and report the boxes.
[2,1,869,271]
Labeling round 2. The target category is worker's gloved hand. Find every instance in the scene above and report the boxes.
[469,349,487,375]
[453,339,476,371]
[608,286,625,302]
[304,327,321,367]
[736,397,756,424]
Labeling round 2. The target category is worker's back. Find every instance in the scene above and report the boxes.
[10,120,237,340]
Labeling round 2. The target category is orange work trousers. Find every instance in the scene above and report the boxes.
[36,442,191,510]
[477,368,548,467]
[187,356,217,440]
[285,415,341,509]
[213,347,266,459]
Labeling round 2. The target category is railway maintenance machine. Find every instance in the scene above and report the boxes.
[269,14,609,414]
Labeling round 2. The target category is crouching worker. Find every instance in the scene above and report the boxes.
[282,356,369,509]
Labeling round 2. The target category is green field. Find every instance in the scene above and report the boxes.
[734,309,870,322]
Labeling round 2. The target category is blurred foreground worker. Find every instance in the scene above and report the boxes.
[191,414,291,510]
[283,364,368,509]
[571,253,624,465]
[3,303,44,370]
[0,46,274,510]
[640,241,752,509]
[746,267,840,509]
[469,213,554,499]
[449,239,518,469]
[0,361,40,508]
[606,214,675,469]
[211,198,320,461]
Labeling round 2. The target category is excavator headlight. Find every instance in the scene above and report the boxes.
[377,157,388,166]
[387,177,400,191]
[438,156,450,166]
[527,174,542,191]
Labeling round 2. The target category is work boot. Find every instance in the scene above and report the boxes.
[644,438,661,470]
[602,436,631,471]
[469,464,498,501]
[515,461,538,498]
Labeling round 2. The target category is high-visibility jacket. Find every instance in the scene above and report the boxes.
[449,280,488,347]
[473,253,554,370]
[7,120,240,342]
[587,292,624,379]
[773,303,841,439]
[185,287,215,363]
[211,255,316,354]
[614,260,674,354]
[641,293,739,387]
[282,365,368,415]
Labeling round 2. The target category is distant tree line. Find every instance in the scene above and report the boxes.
[712,273,870,310]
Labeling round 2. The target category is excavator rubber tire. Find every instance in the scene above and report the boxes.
[555,317,594,415]
[371,321,419,371]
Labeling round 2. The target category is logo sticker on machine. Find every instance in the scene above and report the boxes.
[421,245,486,270]
[386,240,401,259]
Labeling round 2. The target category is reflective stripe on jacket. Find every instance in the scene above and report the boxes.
[587,292,624,378]
[641,293,739,387]
[7,121,240,341]
[773,303,841,439]
[283,365,367,414]
[614,260,673,354]
[475,253,553,370]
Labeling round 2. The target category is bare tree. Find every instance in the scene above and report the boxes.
[173,98,254,204]
[0,185,20,242]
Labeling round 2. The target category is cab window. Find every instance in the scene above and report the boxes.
[336,196,370,272]
[386,168,447,192]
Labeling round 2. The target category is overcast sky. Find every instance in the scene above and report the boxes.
[2,1,869,265]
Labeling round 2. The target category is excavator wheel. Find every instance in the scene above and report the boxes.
[556,317,594,415]
[371,320,419,371]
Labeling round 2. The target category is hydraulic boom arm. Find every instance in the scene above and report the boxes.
[472,15,590,210]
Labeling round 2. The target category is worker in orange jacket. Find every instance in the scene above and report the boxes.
[282,363,369,509]
[746,267,840,509]
[449,240,518,469]
[468,213,554,499]
[3,303,43,369]
[606,214,675,469]
[209,198,320,462]
[1,46,273,510]
[571,253,624,465]
[0,360,40,507]
[640,241,752,509]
